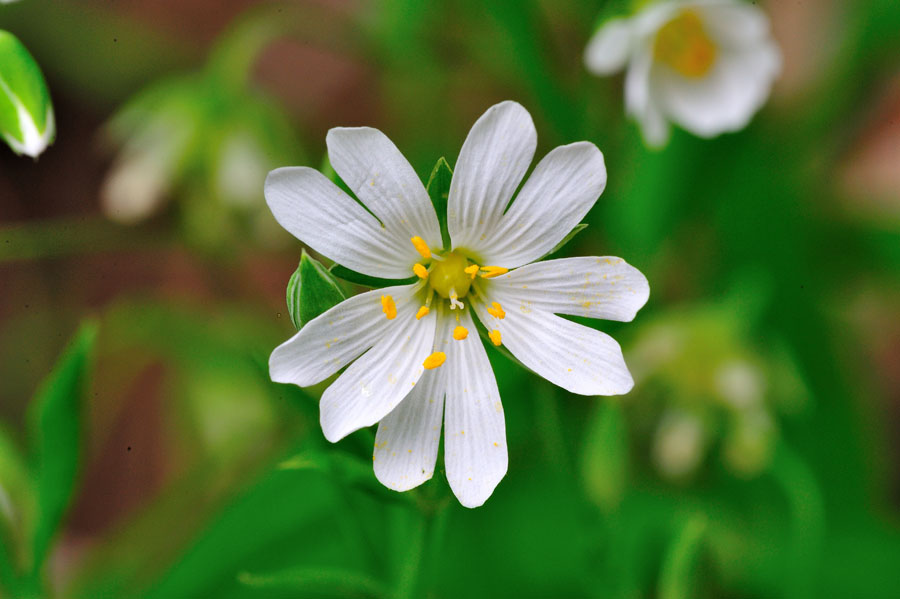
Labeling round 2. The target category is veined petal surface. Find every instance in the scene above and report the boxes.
[265,167,415,279]
[443,307,507,508]
[319,297,437,442]
[448,101,536,254]
[270,284,419,387]
[327,127,442,251]
[486,257,649,322]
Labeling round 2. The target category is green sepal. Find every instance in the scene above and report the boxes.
[26,321,97,574]
[425,157,453,250]
[329,264,416,289]
[286,250,347,330]
[539,223,588,260]
[0,30,55,157]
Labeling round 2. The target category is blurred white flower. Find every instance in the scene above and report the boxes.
[585,0,781,146]
[714,358,765,409]
[653,409,706,479]
[267,101,649,507]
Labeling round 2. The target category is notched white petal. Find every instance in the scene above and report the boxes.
[489,256,649,322]
[448,101,536,253]
[584,17,633,75]
[319,297,437,442]
[265,167,414,279]
[326,127,442,249]
[443,308,507,508]
[269,284,418,387]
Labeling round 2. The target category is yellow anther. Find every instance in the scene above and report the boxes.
[381,295,397,320]
[486,301,506,319]
[489,329,502,346]
[413,263,429,279]
[410,236,431,259]
[464,264,480,279]
[453,326,469,340]
[479,266,508,279]
[415,306,430,320]
[654,10,717,78]
[423,351,446,370]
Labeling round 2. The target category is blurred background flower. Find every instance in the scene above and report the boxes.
[0,0,899,597]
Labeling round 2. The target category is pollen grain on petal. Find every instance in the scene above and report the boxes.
[413,263,429,279]
[480,266,508,279]
[381,294,397,320]
[410,236,432,259]
[487,301,506,319]
[489,329,502,346]
[423,351,446,370]
[453,325,469,340]
[415,305,430,320]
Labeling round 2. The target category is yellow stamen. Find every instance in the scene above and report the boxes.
[479,266,508,279]
[413,263,429,279]
[423,351,446,370]
[415,306,430,320]
[453,326,468,340]
[486,301,506,319]
[410,236,431,259]
[381,295,397,320]
[489,329,502,346]
[653,10,717,78]
[464,264,480,279]
[449,288,464,310]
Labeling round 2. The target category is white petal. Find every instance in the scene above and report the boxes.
[443,308,507,508]
[372,311,451,492]
[475,302,633,396]
[584,18,633,75]
[448,101,536,254]
[326,127,442,249]
[319,295,437,442]
[270,284,418,387]
[625,46,671,147]
[699,0,773,46]
[652,40,780,137]
[265,167,416,279]
[480,142,606,268]
[487,257,649,322]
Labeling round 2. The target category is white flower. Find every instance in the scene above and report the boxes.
[584,0,781,147]
[266,101,649,507]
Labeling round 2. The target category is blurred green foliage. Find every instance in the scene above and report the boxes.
[1,0,900,598]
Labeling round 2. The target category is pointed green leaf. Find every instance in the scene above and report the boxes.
[287,250,346,330]
[539,223,587,261]
[329,264,416,289]
[26,321,97,572]
[425,157,452,250]
[0,30,55,157]
[658,514,707,599]
[238,567,388,597]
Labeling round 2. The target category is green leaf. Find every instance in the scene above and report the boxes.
[580,398,627,512]
[425,157,452,250]
[330,264,416,289]
[287,250,347,329]
[539,223,587,260]
[238,567,389,597]
[26,321,97,573]
[658,514,707,599]
[0,30,54,157]
[0,426,33,585]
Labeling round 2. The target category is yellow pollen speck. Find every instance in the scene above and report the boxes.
[453,325,468,340]
[381,295,397,319]
[413,263,428,279]
[487,301,506,319]
[489,329,502,346]
[464,264,480,279]
[415,306,430,320]
[480,266,508,279]
[423,351,446,370]
[654,10,717,78]
[493,442,499,447]
[410,236,431,259]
